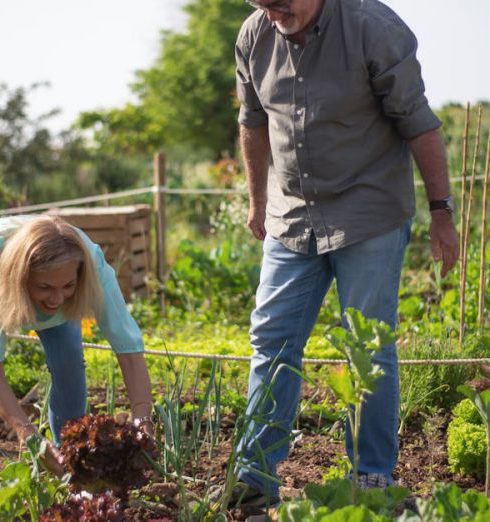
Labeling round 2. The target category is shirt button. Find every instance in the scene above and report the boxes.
[303,173,309,178]
[298,76,304,82]
[296,109,302,115]
[297,142,303,148]
[294,44,300,50]
[309,201,315,206]
[305,228,309,233]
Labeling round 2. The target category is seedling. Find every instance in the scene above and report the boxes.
[326,308,396,502]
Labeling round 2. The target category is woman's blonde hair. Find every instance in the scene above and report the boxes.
[0,216,103,332]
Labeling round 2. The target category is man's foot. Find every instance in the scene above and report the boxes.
[356,473,389,490]
[208,480,281,515]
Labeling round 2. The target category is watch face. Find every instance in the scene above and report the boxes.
[446,196,455,212]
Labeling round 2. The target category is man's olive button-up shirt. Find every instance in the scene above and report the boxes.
[235,0,442,254]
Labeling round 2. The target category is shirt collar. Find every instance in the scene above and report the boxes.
[314,0,335,35]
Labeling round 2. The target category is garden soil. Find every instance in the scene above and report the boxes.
[0,390,484,521]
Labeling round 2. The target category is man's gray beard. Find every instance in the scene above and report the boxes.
[275,22,298,35]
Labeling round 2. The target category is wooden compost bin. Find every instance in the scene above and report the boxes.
[47,205,151,300]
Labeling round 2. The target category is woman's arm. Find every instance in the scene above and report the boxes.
[116,353,153,435]
[0,363,64,476]
[0,363,36,441]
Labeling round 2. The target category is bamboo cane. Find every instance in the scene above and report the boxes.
[459,103,471,346]
[461,105,482,344]
[478,132,490,326]
[461,105,482,346]
[463,105,483,262]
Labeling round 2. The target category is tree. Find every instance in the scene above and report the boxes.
[79,0,250,160]
[0,83,58,201]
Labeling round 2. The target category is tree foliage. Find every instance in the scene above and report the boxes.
[79,0,250,159]
[0,83,148,206]
[0,83,58,204]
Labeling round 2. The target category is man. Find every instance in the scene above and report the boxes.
[230,0,459,511]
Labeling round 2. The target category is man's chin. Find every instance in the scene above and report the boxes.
[276,23,299,35]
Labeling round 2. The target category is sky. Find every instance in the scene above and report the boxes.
[0,0,489,134]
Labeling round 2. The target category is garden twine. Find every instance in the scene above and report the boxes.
[7,334,490,367]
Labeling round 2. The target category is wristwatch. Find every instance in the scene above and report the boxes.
[134,416,154,429]
[429,196,454,214]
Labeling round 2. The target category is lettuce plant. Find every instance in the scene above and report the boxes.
[456,385,490,495]
[60,414,156,496]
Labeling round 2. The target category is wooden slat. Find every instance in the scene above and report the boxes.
[131,270,147,287]
[129,217,150,235]
[130,251,149,270]
[130,235,148,253]
[55,214,127,230]
[84,230,129,246]
[132,286,148,298]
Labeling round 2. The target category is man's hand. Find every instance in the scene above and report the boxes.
[429,210,459,277]
[247,203,266,240]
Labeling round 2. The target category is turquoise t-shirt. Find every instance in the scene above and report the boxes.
[0,215,144,361]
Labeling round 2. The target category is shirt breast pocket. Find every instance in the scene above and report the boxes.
[308,69,373,125]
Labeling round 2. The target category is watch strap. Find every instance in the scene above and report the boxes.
[429,197,454,212]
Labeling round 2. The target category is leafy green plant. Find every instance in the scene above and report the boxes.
[398,332,489,412]
[279,478,409,520]
[447,419,486,479]
[326,308,396,498]
[4,339,46,397]
[0,462,60,521]
[165,238,259,323]
[0,435,68,521]
[405,482,490,521]
[60,415,156,496]
[457,385,490,494]
[279,482,490,521]
[453,397,484,424]
[40,492,123,521]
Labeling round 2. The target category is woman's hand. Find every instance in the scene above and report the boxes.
[134,416,155,438]
[25,432,65,478]
[40,440,65,478]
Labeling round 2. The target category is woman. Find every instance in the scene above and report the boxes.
[0,215,154,475]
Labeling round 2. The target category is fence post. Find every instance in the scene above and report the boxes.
[153,152,166,311]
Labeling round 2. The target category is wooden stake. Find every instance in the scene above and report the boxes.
[461,105,482,346]
[478,132,490,326]
[459,103,471,347]
[153,152,167,312]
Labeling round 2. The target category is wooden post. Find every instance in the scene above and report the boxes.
[153,152,166,311]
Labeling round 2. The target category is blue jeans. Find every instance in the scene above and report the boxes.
[237,223,411,496]
[36,321,87,446]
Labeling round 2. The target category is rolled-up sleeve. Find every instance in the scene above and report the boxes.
[235,29,268,128]
[92,243,144,354]
[368,20,441,140]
